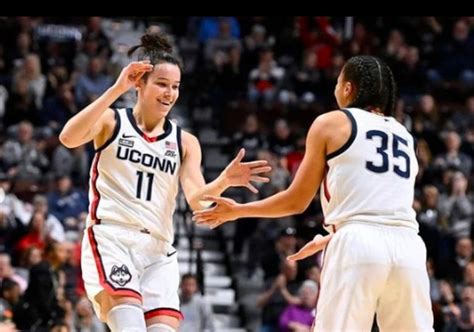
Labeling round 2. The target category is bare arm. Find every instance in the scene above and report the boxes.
[193,113,333,225]
[193,110,353,226]
[179,132,228,211]
[179,131,271,211]
[239,116,329,216]
[59,61,153,148]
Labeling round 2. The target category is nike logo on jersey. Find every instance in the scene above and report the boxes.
[166,250,177,257]
[122,133,136,139]
[117,146,177,175]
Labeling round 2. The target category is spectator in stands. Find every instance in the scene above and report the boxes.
[47,175,88,224]
[19,240,69,331]
[0,253,27,294]
[31,194,65,243]
[15,210,46,256]
[12,53,46,110]
[278,280,318,332]
[0,206,24,258]
[16,245,42,282]
[304,265,321,285]
[51,144,89,186]
[438,237,473,284]
[268,118,295,158]
[444,285,474,331]
[204,18,242,63]
[257,259,301,332]
[439,171,472,239]
[179,273,215,332]
[434,130,472,177]
[0,172,31,225]
[412,94,443,156]
[74,56,113,108]
[42,81,78,132]
[1,121,50,181]
[0,278,21,325]
[417,185,442,259]
[248,47,285,106]
[73,296,106,332]
[260,227,297,281]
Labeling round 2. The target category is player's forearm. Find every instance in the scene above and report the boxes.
[188,174,229,210]
[59,86,122,148]
[238,189,305,218]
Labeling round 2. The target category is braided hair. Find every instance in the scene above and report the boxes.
[342,55,397,116]
[127,32,183,81]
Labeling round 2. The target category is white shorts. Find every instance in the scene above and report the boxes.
[81,222,182,322]
[314,222,434,332]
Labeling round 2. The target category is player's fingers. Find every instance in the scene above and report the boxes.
[193,210,214,218]
[287,251,312,261]
[230,148,245,165]
[250,166,272,174]
[201,195,224,204]
[246,183,258,194]
[250,176,270,183]
[210,220,226,229]
[194,215,216,224]
[241,160,269,167]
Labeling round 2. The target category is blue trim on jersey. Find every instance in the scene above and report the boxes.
[126,108,172,141]
[326,109,358,160]
[177,126,183,163]
[95,109,121,152]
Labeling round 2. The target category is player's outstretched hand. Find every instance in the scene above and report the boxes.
[286,233,334,261]
[193,195,239,228]
[223,148,271,193]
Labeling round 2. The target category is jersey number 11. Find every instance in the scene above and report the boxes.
[136,171,154,201]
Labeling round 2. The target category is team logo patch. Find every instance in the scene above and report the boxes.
[165,150,176,158]
[109,264,132,286]
[119,138,134,148]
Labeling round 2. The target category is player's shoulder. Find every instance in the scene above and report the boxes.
[316,109,350,122]
[181,129,199,144]
[180,129,200,158]
[311,109,351,132]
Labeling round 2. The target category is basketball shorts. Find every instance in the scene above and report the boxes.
[81,222,182,322]
[314,222,434,331]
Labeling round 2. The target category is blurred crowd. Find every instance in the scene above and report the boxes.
[0,16,472,331]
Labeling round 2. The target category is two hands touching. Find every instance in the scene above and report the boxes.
[193,148,334,260]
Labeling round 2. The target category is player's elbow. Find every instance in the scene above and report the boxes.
[294,201,309,214]
[291,197,310,214]
[59,131,80,149]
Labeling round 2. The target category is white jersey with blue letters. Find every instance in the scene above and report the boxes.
[87,108,182,243]
[320,107,419,231]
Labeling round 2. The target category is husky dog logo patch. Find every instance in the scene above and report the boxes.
[110,264,132,286]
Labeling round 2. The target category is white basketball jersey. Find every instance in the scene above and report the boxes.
[321,108,419,231]
[87,108,182,243]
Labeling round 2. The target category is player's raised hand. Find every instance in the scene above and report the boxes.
[223,148,271,193]
[193,195,239,228]
[286,234,334,261]
[113,61,154,94]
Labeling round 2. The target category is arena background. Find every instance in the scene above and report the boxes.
[0,16,472,331]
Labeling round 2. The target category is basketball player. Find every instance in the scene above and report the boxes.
[193,55,434,331]
[59,32,271,332]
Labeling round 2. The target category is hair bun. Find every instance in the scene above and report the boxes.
[141,33,172,53]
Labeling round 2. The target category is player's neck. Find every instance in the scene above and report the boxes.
[369,108,384,116]
[133,108,166,134]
